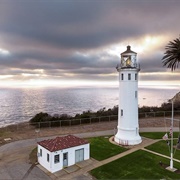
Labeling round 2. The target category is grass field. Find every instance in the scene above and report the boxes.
[88,136,127,161]
[90,150,180,179]
[140,132,179,139]
[145,139,180,160]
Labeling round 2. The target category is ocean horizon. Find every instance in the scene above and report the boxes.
[0,85,179,127]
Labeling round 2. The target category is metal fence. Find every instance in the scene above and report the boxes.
[139,110,180,119]
[30,115,118,129]
[1,110,180,132]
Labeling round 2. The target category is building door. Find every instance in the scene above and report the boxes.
[63,152,68,167]
[75,149,84,163]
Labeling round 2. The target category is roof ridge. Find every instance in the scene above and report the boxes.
[38,135,89,152]
[50,136,60,152]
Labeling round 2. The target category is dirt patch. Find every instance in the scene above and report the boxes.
[29,147,37,164]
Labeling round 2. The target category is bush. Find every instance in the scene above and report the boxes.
[30,112,51,123]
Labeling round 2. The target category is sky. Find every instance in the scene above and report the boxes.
[0,0,180,88]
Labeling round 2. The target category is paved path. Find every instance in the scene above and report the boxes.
[1,127,178,154]
[0,127,179,180]
[142,148,180,163]
[58,137,159,180]
[0,129,116,180]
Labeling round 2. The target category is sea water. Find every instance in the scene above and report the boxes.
[0,86,179,127]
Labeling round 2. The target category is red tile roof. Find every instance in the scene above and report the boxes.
[38,135,89,152]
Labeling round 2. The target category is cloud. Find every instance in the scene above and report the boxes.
[0,0,180,87]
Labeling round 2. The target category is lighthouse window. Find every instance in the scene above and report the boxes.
[135,73,137,80]
[128,73,131,80]
[47,153,49,162]
[135,91,137,98]
[121,109,123,116]
[121,73,124,80]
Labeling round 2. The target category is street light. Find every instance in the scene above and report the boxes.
[35,129,40,142]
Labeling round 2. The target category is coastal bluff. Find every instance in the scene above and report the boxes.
[172,91,180,103]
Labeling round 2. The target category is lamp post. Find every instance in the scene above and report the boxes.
[35,129,40,142]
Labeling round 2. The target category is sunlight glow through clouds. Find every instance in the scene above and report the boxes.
[141,72,180,76]
[0,48,10,55]
[139,80,180,88]
[106,35,168,56]
[0,79,118,88]
[0,75,13,79]
[0,34,178,88]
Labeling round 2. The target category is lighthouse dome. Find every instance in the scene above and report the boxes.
[120,45,137,68]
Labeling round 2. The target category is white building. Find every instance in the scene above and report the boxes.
[114,45,142,145]
[37,135,90,173]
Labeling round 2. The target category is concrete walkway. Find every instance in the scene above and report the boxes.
[53,136,180,180]
[50,137,159,179]
[1,127,178,154]
[142,148,180,163]
[0,127,179,179]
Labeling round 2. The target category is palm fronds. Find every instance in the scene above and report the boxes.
[162,37,180,71]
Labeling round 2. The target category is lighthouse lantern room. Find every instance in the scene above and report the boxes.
[114,45,142,145]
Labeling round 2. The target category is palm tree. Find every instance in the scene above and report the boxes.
[162,36,180,71]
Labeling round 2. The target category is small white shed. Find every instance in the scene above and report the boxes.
[37,135,90,173]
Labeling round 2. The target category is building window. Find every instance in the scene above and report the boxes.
[47,153,49,162]
[121,109,123,116]
[40,149,42,157]
[135,73,137,80]
[121,73,124,80]
[54,154,60,163]
[135,91,137,98]
[128,73,131,80]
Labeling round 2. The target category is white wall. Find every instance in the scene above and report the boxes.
[37,145,52,172]
[38,143,90,173]
[115,68,142,145]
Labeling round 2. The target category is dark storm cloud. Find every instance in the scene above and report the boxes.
[139,53,164,72]
[1,0,179,49]
[0,0,180,84]
[0,49,118,71]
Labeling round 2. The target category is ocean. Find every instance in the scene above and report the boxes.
[0,86,179,127]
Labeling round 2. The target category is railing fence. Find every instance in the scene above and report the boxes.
[1,111,180,132]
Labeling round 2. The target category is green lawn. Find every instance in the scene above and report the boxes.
[90,150,180,179]
[88,136,127,161]
[140,132,179,139]
[145,140,180,160]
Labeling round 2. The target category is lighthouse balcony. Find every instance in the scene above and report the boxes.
[116,63,140,70]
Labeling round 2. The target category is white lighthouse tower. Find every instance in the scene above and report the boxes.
[114,45,142,145]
